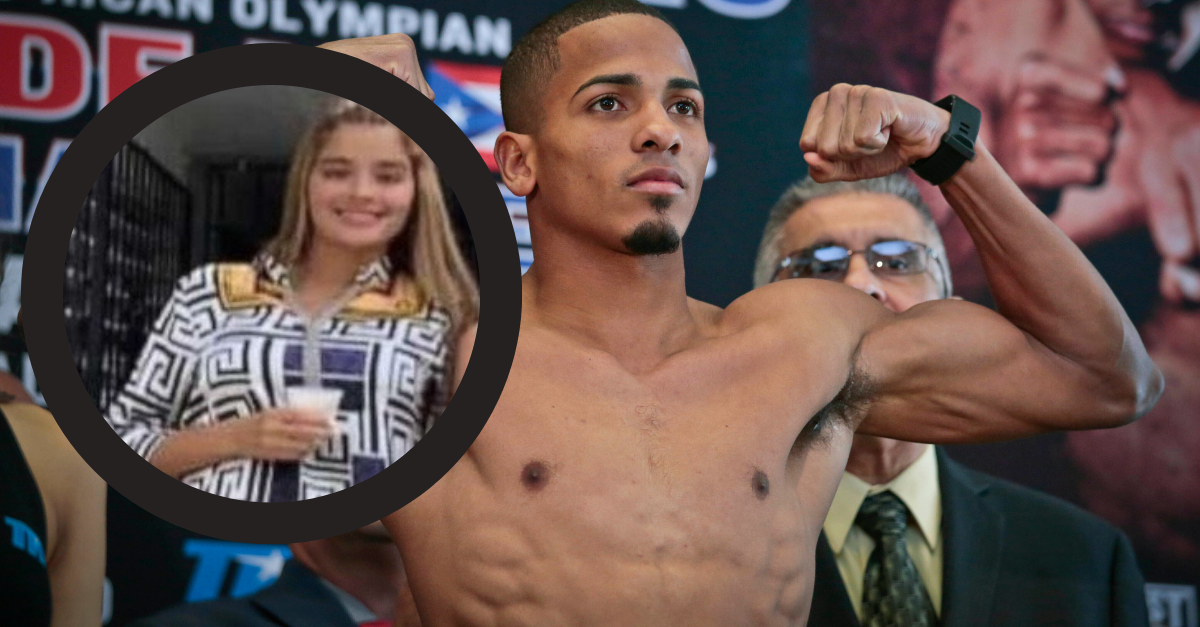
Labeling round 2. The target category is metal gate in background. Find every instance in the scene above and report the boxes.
[65,143,192,410]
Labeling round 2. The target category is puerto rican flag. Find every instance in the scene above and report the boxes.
[426,60,504,171]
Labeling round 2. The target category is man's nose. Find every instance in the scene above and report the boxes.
[841,254,887,303]
[633,104,682,154]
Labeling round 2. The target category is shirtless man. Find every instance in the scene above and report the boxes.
[320,1,1162,624]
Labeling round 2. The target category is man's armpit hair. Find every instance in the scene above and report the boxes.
[801,364,876,445]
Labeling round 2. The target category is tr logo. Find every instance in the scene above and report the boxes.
[4,516,45,566]
[182,539,292,602]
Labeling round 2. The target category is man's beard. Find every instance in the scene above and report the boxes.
[648,194,673,212]
[622,217,681,256]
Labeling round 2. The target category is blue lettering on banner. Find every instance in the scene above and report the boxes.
[0,134,73,234]
[0,136,22,233]
[182,539,291,602]
[4,515,46,566]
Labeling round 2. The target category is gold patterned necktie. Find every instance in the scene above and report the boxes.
[856,491,938,627]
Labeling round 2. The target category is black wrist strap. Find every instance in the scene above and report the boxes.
[910,95,981,186]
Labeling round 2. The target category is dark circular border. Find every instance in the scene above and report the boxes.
[23,44,520,543]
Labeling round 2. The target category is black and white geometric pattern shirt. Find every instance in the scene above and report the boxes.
[105,254,451,502]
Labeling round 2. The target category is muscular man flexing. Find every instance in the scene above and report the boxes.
[322,2,1162,625]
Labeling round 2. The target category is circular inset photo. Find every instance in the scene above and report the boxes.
[22,44,520,543]
[81,86,478,501]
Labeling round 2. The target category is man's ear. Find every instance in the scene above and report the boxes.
[495,131,536,197]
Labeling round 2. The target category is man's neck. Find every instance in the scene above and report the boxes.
[525,229,698,373]
[844,436,930,485]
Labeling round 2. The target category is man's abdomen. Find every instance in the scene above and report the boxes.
[394,426,818,627]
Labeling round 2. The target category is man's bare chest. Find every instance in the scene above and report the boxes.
[393,332,855,626]
[469,333,846,499]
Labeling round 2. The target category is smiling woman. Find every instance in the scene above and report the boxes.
[104,99,479,502]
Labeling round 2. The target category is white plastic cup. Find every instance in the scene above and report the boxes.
[286,386,343,434]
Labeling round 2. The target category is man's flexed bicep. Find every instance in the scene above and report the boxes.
[854,297,1152,443]
[796,83,1162,444]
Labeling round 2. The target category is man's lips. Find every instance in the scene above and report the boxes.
[627,167,685,194]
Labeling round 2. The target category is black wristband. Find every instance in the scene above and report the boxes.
[909,95,981,186]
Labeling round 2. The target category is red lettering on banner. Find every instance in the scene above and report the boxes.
[0,14,91,122]
[98,24,192,108]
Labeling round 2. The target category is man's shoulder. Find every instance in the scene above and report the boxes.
[722,279,887,338]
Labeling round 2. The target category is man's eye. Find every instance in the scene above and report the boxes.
[672,100,698,116]
[592,96,620,112]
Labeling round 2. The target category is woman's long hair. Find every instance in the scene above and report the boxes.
[264,99,479,332]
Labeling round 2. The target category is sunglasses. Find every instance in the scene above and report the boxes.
[773,239,945,292]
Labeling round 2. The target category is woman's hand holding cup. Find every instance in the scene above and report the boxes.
[228,408,336,461]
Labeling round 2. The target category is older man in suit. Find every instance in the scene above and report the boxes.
[753,172,1149,627]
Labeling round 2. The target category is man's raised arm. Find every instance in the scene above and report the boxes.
[799,84,1163,443]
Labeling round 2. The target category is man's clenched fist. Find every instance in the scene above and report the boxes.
[319,33,435,100]
[800,84,953,183]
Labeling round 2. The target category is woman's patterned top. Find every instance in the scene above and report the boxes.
[106,254,450,501]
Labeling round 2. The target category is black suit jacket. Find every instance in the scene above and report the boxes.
[129,560,358,627]
[809,448,1148,627]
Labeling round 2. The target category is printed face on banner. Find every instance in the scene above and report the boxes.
[934,0,1120,196]
[531,14,708,255]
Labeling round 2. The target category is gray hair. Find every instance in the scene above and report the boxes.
[751,172,951,296]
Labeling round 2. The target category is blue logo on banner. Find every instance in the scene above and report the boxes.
[182,540,291,602]
[696,0,790,19]
[4,516,46,566]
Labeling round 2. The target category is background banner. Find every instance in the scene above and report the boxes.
[2,0,1197,624]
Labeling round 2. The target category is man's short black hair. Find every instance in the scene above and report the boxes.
[500,0,678,134]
